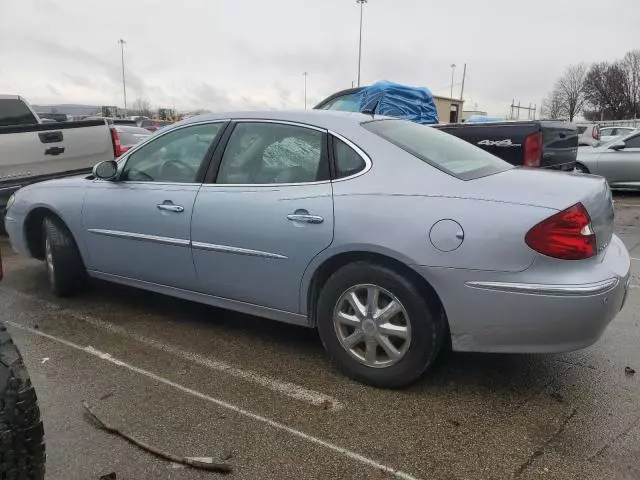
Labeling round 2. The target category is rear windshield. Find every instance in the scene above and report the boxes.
[0,99,38,126]
[363,119,512,180]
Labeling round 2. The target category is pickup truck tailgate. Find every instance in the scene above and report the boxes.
[0,120,113,184]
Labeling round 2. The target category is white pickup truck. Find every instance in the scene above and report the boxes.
[0,95,114,215]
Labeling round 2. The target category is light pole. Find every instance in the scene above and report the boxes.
[449,63,456,100]
[356,0,367,87]
[118,39,127,117]
[303,72,308,110]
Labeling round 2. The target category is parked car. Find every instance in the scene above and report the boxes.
[0,95,115,220]
[139,119,172,132]
[576,123,600,146]
[316,88,578,170]
[110,125,152,157]
[0,250,46,479]
[4,111,630,387]
[576,130,640,188]
[599,126,636,143]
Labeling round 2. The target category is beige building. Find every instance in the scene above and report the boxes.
[433,96,465,124]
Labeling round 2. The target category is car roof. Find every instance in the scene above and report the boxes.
[177,110,378,131]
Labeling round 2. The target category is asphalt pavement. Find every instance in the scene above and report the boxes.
[2,196,640,479]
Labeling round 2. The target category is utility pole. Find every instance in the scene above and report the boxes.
[356,0,367,87]
[303,72,308,110]
[118,39,127,117]
[450,64,456,100]
[459,63,467,101]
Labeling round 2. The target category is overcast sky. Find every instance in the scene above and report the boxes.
[1,0,639,116]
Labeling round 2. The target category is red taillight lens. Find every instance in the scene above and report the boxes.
[525,203,596,260]
[110,128,123,157]
[592,125,600,140]
[523,131,542,167]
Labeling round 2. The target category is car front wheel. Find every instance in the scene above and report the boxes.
[43,217,86,297]
[317,262,444,388]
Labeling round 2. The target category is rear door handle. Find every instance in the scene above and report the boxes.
[287,213,324,224]
[157,203,184,213]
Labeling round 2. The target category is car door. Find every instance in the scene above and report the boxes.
[82,121,226,289]
[191,120,333,313]
[596,133,640,185]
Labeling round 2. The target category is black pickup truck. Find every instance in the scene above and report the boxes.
[315,88,578,170]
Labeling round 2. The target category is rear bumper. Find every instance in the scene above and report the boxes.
[418,235,630,353]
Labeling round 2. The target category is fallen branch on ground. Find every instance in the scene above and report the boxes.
[82,400,233,473]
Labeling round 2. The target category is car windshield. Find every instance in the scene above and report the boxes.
[363,119,512,180]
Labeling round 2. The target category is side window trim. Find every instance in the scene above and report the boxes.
[205,119,332,186]
[328,130,373,182]
[117,120,229,185]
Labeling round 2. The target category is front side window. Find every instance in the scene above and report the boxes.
[216,122,327,184]
[333,137,366,178]
[363,119,512,180]
[121,123,222,183]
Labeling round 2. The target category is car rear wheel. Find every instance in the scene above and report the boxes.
[0,323,46,479]
[574,163,590,174]
[43,217,86,297]
[317,262,444,388]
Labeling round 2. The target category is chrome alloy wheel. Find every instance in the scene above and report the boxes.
[44,237,55,285]
[333,284,411,368]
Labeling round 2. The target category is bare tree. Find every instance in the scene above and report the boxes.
[541,89,566,119]
[555,64,587,121]
[622,50,640,117]
[583,62,628,120]
[133,98,152,117]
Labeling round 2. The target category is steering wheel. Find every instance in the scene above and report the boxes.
[159,159,196,182]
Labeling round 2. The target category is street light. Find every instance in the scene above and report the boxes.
[449,63,456,100]
[303,72,308,109]
[356,0,367,87]
[118,39,127,117]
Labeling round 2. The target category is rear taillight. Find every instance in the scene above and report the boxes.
[110,127,123,157]
[523,132,542,167]
[592,125,600,140]
[525,203,596,260]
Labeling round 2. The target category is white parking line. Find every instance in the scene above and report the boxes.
[4,321,419,480]
[3,289,343,410]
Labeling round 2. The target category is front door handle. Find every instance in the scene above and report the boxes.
[157,203,184,213]
[287,212,324,224]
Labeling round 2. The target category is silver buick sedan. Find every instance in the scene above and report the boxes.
[4,111,630,387]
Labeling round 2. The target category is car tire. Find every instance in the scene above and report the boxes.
[574,163,590,174]
[0,323,46,480]
[42,217,87,297]
[316,262,444,388]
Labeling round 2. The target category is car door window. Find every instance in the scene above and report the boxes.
[121,123,222,183]
[601,128,614,136]
[625,135,640,148]
[320,93,361,112]
[216,122,328,184]
[333,137,366,178]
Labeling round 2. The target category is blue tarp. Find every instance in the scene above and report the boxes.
[358,81,439,124]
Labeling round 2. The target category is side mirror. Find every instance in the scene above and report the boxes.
[93,160,118,180]
[609,141,626,150]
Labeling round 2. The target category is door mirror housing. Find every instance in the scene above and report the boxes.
[609,141,626,151]
[93,160,118,180]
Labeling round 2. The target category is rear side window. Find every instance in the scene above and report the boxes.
[333,137,366,178]
[576,126,588,134]
[320,93,361,112]
[363,119,512,180]
[0,99,38,126]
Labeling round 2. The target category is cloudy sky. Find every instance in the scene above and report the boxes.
[1,0,638,116]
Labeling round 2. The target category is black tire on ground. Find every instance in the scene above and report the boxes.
[0,323,46,480]
[574,163,590,174]
[42,217,87,297]
[316,262,444,388]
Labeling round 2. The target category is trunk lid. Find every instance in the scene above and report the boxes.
[464,168,614,253]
